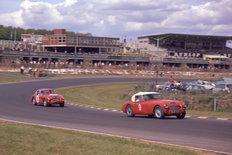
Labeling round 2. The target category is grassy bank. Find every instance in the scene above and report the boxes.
[0,120,204,155]
[56,83,232,118]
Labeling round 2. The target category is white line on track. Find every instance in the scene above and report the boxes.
[217,118,229,121]
[198,117,208,119]
[103,109,109,111]
[0,118,231,155]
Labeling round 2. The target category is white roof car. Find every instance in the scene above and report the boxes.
[131,92,160,102]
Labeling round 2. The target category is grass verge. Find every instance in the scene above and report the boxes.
[56,83,232,118]
[0,71,27,76]
[0,120,207,155]
[0,76,30,84]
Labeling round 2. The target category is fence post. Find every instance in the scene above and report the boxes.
[190,96,193,110]
[214,98,217,112]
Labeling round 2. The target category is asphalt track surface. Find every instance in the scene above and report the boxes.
[0,77,232,154]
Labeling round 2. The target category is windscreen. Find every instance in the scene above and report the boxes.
[143,94,162,101]
[42,90,56,94]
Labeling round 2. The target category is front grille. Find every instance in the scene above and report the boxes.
[51,98,60,101]
[169,105,181,110]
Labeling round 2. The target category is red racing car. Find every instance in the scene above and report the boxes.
[31,88,65,107]
[122,92,186,119]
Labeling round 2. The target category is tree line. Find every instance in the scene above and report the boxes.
[0,25,92,41]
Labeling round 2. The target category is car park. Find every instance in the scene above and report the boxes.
[122,92,186,119]
[31,88,65,107]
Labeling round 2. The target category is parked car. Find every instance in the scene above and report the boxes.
[191,80,215,90]
[156,81,186,93]
[213,78,232,93]
[31,88,65,107]
[122,92,186,119]
[213,84,230,93]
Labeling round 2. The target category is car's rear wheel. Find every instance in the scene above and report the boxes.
[43,99,49,107]
[60,102,64,107]
[126,105,134,117]
[176,111,186,119]
[154,106,164,119]
[32,98,37,105]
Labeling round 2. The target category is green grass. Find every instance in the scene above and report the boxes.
[57,83,137,110]
[56,83,232,118]
[0,76,30,83]
[0,71,27,76]
[0,120,206,155]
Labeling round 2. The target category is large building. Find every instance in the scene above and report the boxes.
[42,29,120,54]
[21,34,43,44]
[138,33,232,59]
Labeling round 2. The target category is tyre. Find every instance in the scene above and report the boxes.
[60,102,64,107]
[32,98,37,105]
[154,106,164,119]
[126,105,134,117]
[43,99,49,107]
[176,111,186,119]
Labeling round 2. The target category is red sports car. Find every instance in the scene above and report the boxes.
[31,88,65,107]
[122,92,186,119]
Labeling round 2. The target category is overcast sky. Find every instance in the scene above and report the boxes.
[0,0,231,40]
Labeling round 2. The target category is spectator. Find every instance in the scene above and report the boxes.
[169,75,174,83]
[20,66,24,74]
[28,67,32,76]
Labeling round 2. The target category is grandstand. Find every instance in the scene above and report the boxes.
[138,33,232,59]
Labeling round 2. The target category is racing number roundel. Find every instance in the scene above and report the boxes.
[138,104,142,111]
[36,95,39,103]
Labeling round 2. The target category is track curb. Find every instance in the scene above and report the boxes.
[65,102,232,121]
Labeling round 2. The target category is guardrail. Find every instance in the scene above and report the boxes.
[1,50,232,65]
[162,57,232,65]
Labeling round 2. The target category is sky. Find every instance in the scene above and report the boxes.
[0,0,232,40]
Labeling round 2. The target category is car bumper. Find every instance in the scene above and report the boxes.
[48,100,64,104]
[164,109,185,115]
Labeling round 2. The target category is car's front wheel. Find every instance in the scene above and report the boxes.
[43,99,49,107]
[32,98,37,105]
[154,106,164,119]
[126,105,134,117]
[176,111,186,119]
[60,102,64,107]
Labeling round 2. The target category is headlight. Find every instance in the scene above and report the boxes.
[164,104,169,109]
[183,103,187,108]
[48,97,51,100]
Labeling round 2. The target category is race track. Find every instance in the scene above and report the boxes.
[0,78,231,154]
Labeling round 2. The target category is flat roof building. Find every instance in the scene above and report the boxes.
[42,29,120,54]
